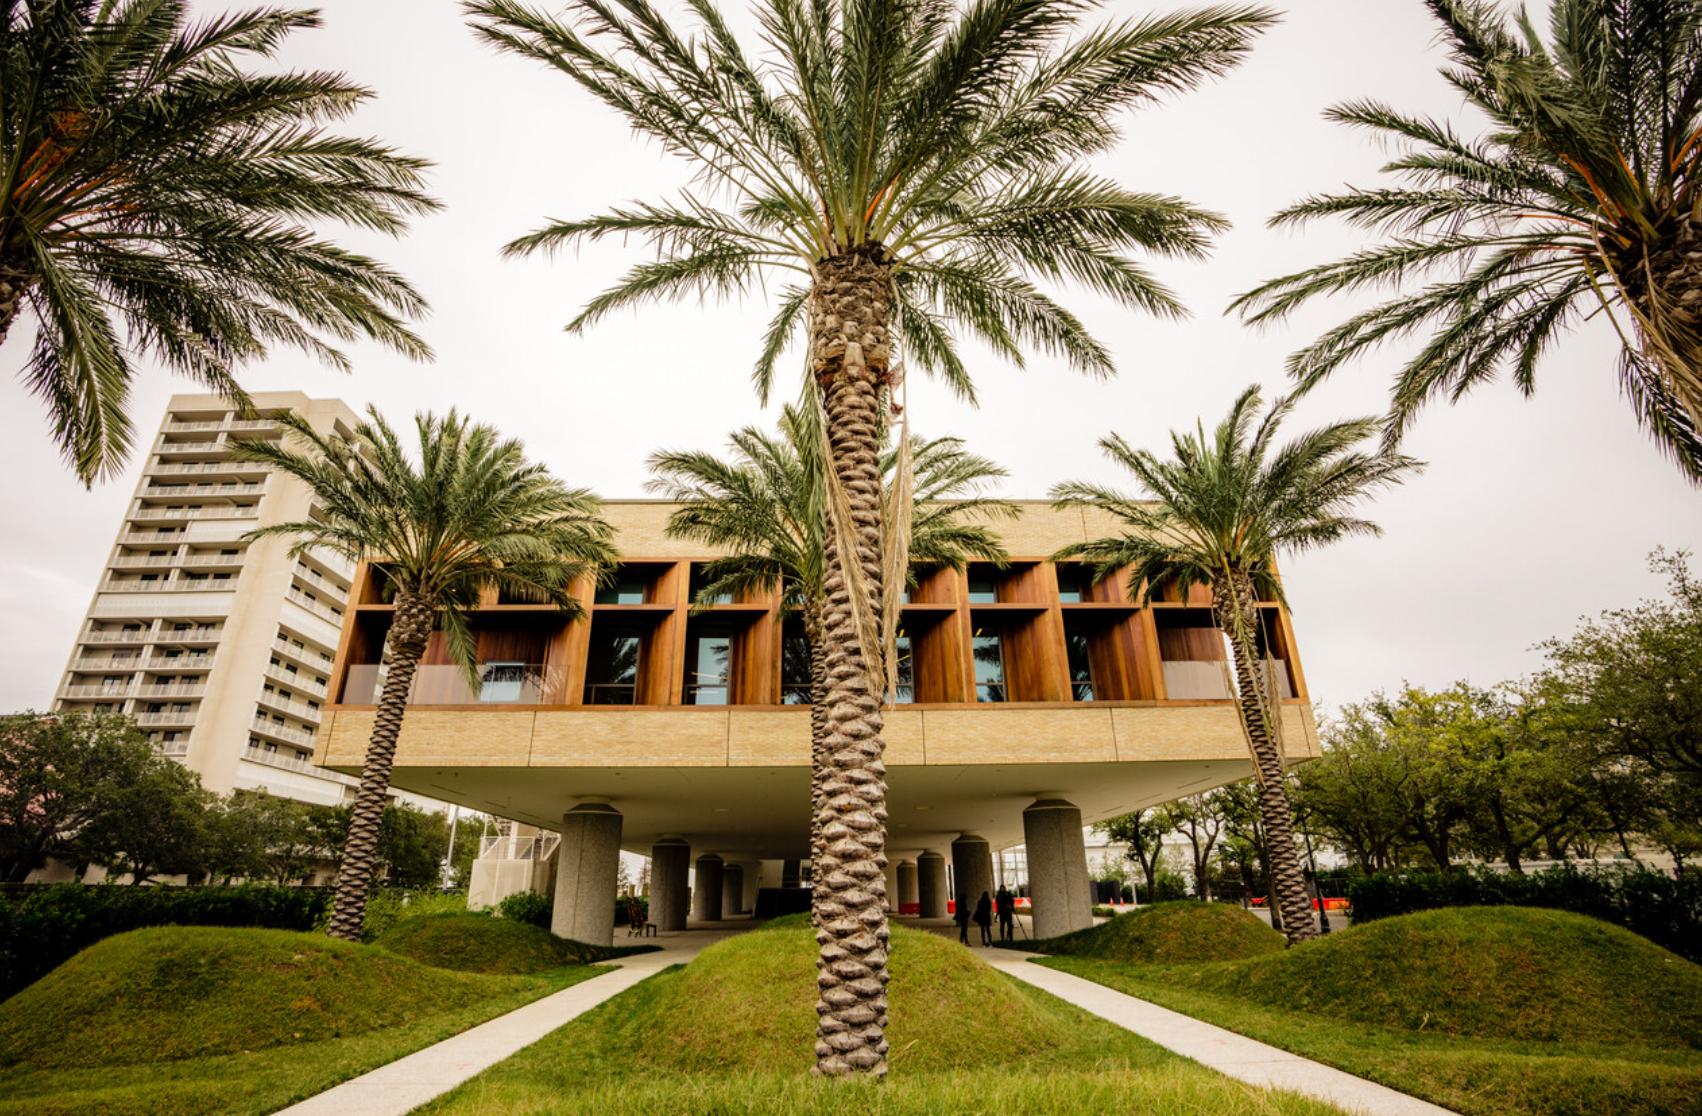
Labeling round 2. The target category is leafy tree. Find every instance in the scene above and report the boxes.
[378,802,452,889]
[0,711,156,881]
[1233,0,1702,481]
[1098,806,1175,902]
[1054,386,1419,943]
[0,2,437,483]
[234,409,615,940]
[1168,791,1228,901]
[466,0,1272,1076]
[648,405,1011,874]
[72,755,212,885]
[1293,707,1415,871]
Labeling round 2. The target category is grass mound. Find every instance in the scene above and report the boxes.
[1174,906,1702,1047]
[759,912,813,931]
[375,912,650,973]
[0,925,533,1069]
[1025,900,1285,963]
[590,922,1072,1073]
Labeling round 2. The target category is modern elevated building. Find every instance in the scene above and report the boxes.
[315,501,1317,942]
[53,392,363,807]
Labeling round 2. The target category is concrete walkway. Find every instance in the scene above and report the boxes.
[276,930,740,1116]
[984,952,1456,1116]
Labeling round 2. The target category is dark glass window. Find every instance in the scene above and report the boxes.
[685,633,730,705]
[973,633,1006,702]
[584,630,640,704]
[479,661,526,703]
[967,572,998,604]
[894,632,914,703]
[1057,565,1089,603]
[782,623,811,704]
[595,570,648,605]
[1066,632,1094,701]
[689,564,733,606]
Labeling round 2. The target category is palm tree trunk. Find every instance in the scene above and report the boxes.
[805,605,829,921]
[325,590,433,942]
[0,263,31,349]
[1214,573,1317,945]
[808,248,892,1078]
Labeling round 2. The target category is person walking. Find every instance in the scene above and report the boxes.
[996,885,1016,942]
[973,891,994,947]
[953,896,971,945]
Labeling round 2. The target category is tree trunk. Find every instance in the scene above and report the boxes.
[805,606,829,925]
[807,248,892,1078]
[0,263,31,349]
[1215,572,1318,945]
[325,591,433,942]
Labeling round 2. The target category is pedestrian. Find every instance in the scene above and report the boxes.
[973,891,994,946]
[996,884,1016,942]
[953,896,971,944]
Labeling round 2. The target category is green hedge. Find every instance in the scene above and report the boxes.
[1346,865,1701,962]
[0,884,328,1000]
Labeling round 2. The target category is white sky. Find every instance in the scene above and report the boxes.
[2,0,1699,715]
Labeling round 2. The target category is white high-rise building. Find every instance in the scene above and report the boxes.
[52,392,362,807]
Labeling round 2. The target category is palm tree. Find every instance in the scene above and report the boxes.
[234,409,615,941]
[647,406,1013,885]
[1,2,437,484]
[465,0,1273,1075]
[1052,385,1420,945]
[1232,0,1702,483]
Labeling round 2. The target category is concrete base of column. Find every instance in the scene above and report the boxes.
[1023,797,1093,940]
[896,860,919,913]
[950,833,994,916]
[721,864,744,916]
[649,838,690,931]
[551,802,622,946]
[693,853,725,921]
[916,850,947,918]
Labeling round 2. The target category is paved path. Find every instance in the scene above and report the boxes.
[985,952,1456,1116]
[276,930,738,1116]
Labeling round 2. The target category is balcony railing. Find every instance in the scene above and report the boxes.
[147,653,214,670]
[477,832,561,861]
[182,552,244,567]
[251,718,315,747]
[584,683,637,705]
[135,711,197,726]
[111,555,176,569]
[265,665,327,696]
[138,683,206,698]
[154,626,221,643]
[142,482,262,498]
[243,744,318,774]
[1160,659,1293,701]
[150,461,269,477]
[82,629,150,644]
[120,530,188,544]
[272,638,334,669]
[154,439,225,454]
[134,505,258,521]
[61,683,134,699]
[285,590,343,623]
[256,690,322,721]
[162,419,224,432]
[101,578,234,593]
[155,738,192,757]
[71,655,144,670]
[346,663,556,705]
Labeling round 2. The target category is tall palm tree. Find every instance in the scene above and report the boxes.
[648,405,1013,885]
[1,2,437,484]
[1052,386,1420,945]
[234,409,615,941]
[1232,0,1702,483]
[466,0,1273,1075]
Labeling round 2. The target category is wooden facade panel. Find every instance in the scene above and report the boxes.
[531,709,728,766]
[727,709,810,766]
[919,707,1116,765]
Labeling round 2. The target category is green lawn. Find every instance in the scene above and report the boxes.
[418,921,1348,1116]
[0,925,609,1116]
[1005,898,1286,963]
[1038,906,1702,1116]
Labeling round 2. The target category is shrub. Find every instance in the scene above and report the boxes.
[1346,864,1702,961]
[350,888,470,941]
[496,889,553,929]
[0,883,328,1000]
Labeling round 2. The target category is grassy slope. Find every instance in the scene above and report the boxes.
[375,912,657,973]
[1018,900,1285,963]
[1043,906,1702,1116]
[0,925,604,1116]
[421,922,1349,1116]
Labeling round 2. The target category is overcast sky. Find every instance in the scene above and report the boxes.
[2,0,1699,716]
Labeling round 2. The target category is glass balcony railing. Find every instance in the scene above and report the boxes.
[345,663,556,705]
[1161,659,1293,701]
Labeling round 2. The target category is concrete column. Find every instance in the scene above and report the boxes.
[950,833,994,915]
[1022,798,1093,940]
[551,803,622,946]
[740,861,762,912]
[896,860,919,913]
[649,838,690,931]
[693,853,725,921]
[721,863,744,916]
[916,849,947,918]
